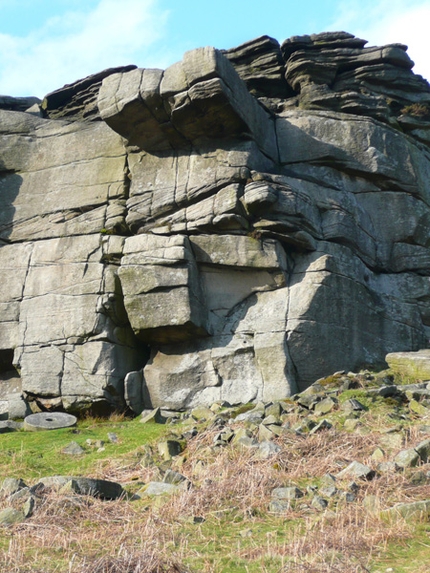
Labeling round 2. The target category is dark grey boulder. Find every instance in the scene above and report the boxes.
[61,478,124,500]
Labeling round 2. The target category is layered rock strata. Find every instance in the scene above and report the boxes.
[1,31,430,415]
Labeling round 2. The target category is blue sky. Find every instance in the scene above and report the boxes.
[1,0,429,97]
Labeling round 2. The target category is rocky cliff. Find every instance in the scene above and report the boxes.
[1,31,430,417]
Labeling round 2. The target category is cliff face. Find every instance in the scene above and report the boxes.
[1,31,430,416]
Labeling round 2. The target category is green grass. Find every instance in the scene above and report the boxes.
[372,523,430,572]
[0,415,170,480]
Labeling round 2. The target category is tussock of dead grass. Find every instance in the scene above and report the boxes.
[274,430,381,477]
[1,491,186,573]
[75,551,186,573]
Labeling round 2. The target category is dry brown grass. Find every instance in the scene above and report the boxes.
[0,421,428,572]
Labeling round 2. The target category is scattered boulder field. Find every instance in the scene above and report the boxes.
[1,367,430,531]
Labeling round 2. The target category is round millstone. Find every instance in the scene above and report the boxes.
[23,412,77,432]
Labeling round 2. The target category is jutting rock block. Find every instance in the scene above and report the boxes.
[1,32,430,415]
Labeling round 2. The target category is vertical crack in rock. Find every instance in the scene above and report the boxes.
[283,249,299,396]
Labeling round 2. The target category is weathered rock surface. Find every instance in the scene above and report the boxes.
[1,31,430,414]
[41,66,137,122]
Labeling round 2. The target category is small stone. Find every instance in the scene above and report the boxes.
[296,394,319,409]
[371,447,385,462]
[258,423,277,442]
[379,432,404,450]
[191,406,215,421]
[343,418,361,431]
[231,427,252,444]
[235,410,264,423]
[161,409,183,421]
[235,436,258,449]
[1,478,27,497]
[9,487,32,502]
[256,440,281,459]
[37,476,74,490]
[272,486,304,500]
[138,482,180,497]
[410,471,430,485]
[62,442,85,455]
[378,386,399,398]
[385,499,430,520]
[157,440,184,460]
[23,496,35,518]
[321,473,337,486]
[163,470,188,485]
[341,399,367,413]
[313,397,337,415]
[268,500,291,513]
[394,448,420,468]
[409,399,428,416]
[311,495,328,510]
[338,461,375,480]
[319,485,337,497]
[348,481,360,492]
[107,432,118,443]
[0,508,25,527]
[264,402,283,418]
[262,414,281,426]
[214,429,234,444]
[0,421,19,434]
[140,408,166,424]
[309,419,332,434]
[265,424,285,437]
[294,419,316,433]
[182,427,198,440]
[415,438,430,462]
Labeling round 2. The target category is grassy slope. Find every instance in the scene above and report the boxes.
[0,391,429,572]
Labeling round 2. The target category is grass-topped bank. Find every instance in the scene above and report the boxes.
[0,370,430,573]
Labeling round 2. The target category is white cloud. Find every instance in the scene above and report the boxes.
[0,0,169,97]
[329,0,430,81]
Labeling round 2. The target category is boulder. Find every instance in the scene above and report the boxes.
[386,350,430,381]
[60,477,124,499]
